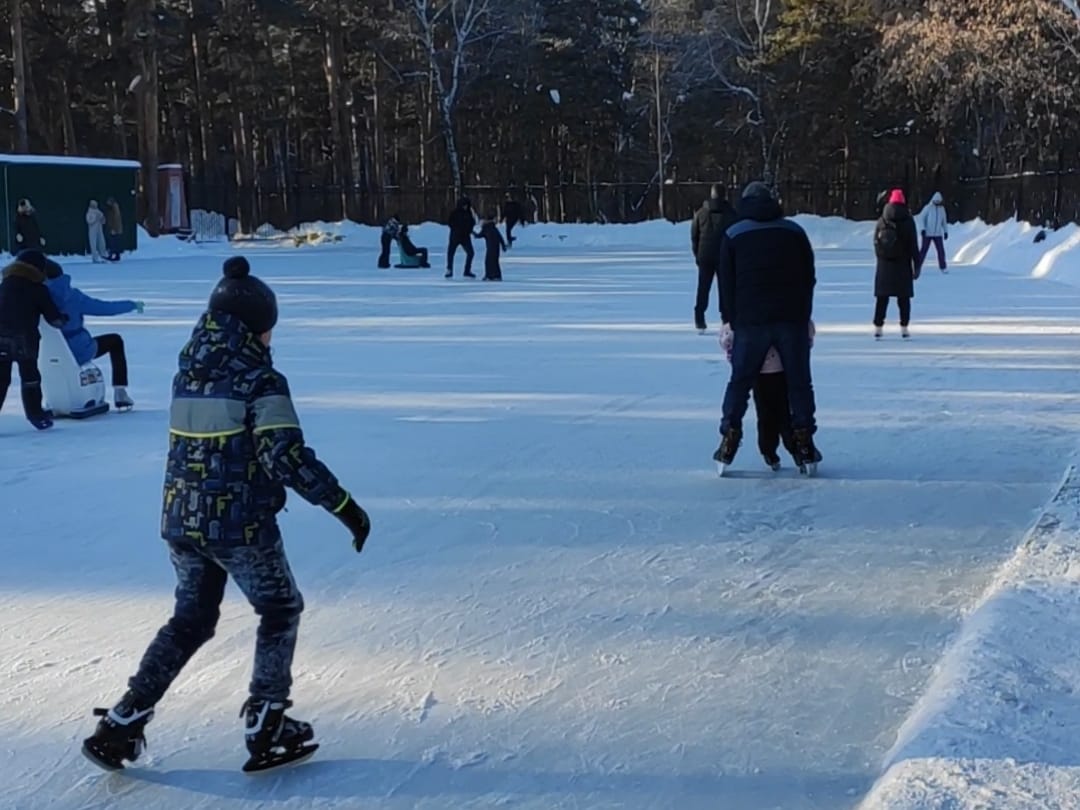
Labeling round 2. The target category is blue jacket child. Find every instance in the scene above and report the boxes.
[45,264,143,408]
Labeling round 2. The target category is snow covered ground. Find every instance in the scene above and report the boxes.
[4,222,1080,809]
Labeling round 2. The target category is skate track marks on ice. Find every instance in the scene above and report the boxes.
[2,243,1079,809]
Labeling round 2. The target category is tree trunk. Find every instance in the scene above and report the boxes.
[188,0,213,179]
[322,11,352,220]
[371,55,384,222]
[11,0,29,152]
[439,98,463,199]
[654,47,665,220]
[127,0,160,235]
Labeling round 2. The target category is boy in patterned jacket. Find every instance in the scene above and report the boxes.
[83,257,371,773]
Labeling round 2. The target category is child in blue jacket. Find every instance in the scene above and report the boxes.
[45,262,143,410]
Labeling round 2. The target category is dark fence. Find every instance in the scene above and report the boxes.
[184,166,1080,240]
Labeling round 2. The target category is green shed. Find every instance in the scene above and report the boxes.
[0,154,140,257]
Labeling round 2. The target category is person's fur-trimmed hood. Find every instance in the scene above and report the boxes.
[2,260,47,284]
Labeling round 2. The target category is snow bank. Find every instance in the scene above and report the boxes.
[860,464,1080,810]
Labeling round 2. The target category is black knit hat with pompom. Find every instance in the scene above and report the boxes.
[208,256,278,334]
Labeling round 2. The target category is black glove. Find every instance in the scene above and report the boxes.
[336,497,371,552]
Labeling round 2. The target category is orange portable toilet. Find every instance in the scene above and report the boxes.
[157,164,190,233]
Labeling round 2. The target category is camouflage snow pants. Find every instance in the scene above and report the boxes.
[128,536,304,705]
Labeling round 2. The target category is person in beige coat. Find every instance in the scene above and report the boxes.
[86,201,108,263]
[104,197,123,262]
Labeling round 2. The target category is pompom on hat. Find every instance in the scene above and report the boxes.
[208,256,278,334]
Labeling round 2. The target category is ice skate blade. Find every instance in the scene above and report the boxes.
[242,743,319,774]
[82,740,125,772]
[716,462,727,478]
[799,462,818,478]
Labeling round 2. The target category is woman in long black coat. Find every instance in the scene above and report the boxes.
[873,189,920,339]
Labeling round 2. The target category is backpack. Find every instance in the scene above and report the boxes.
[876,220,904,260]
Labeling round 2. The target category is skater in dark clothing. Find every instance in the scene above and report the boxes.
[720,321,816,470]
[501,194,524,248]
[398,224,430,267]
[378,215,402,268]
[446,197,476,278]
[714,181,821,475]
[475,214,507,280]
[0,250,67,430]
[82,256,372,774]
[14,198,45,250]
[690,184,738,332]
[873,188,920,339]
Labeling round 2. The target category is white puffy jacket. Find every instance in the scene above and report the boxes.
[921,192,948,238]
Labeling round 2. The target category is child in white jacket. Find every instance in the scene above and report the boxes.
[919,192,949,272]
[86,201,108,263]
[720,321,816,470]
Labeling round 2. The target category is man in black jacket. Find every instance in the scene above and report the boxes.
[446,197,476,278]
[714,182,821,473]
[501,194,524,248]
[690,184,737,332]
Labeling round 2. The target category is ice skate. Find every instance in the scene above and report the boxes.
[901,326,910,339]
[463,270,476,278]
[28,413,53,431]
[444,269,453,279]
[762,451,782,471]
[114,387,134,412]
[874,326,883,340]
[240,697,318,773]
[791,428,822,477]
[712,427,742,477]
[82,691,155,771]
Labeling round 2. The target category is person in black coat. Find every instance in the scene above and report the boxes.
[445,197,476,279]
[873,189,920,339]
[474,214,507,280]
[0,249,67,429]
[378,215,401,269]
[14,198,45,250]
[398,225,430,267]
[501,194,524,248]
[690,184,738,332]
[714,181,821,472]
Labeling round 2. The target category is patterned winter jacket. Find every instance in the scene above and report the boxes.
[161,311,349,546]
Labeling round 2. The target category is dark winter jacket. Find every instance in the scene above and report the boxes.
[719,196,816,328]
[475,222,506,255]
[874,203,919,299]
[502,199,524,225]
[448,204,476,240]
[0,260,66,349]
[15,213,44,249]
[691,197,738,267]
[400,228,423,257]
[161,311,349,547]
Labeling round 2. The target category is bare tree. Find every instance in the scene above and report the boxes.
[10,0,29,152]
[400,0,506,196]
[704,0,787,185]
[639,0,718,219]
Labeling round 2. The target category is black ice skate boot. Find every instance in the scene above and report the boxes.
[240,697,318,773]
[82,691,155,771]
[791,428,823,477]
[712,427,742,477]
[762,450,782,471]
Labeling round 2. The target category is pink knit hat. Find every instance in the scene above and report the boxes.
[888,189,906,205]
